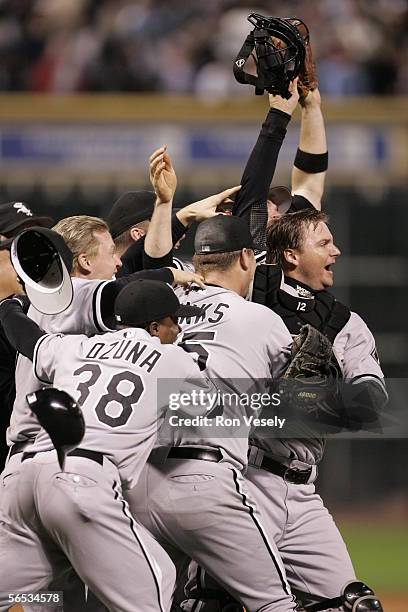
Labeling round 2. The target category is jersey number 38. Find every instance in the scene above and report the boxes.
[73,364,144,428]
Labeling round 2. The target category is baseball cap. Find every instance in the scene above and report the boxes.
[194,215,254,255]
[107,191,156,239]
[115,280,203,327]
[11,227,73,315]
[0,201,53,237]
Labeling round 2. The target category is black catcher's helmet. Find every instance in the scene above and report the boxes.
[233,13,308,98]
[26,388,85,469]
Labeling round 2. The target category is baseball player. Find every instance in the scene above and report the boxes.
[0,279,207,612]
[243,208,387,610]
[127,214,298,612]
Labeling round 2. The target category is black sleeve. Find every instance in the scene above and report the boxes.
[287,194,314,213]
[233,108,291,251]
[143,212,188,270]
[0,300,45,361]
[0,324,17,416]
[99,267,174,329]
[117,236,145,276]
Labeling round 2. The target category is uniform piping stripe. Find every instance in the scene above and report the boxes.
[172,257,185,270]
[33,334,58,384]
[92,281,113,333]
[231,468,293,599]
[112,480,165,612]
[255,250,266,263]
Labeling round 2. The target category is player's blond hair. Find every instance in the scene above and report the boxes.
[266,209,328,268]
[53,215,109,274]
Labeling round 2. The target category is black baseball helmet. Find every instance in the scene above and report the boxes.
[233,13,307,98]
[26,388,85,469]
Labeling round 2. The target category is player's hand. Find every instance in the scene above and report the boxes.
[149,145,177,204]
[168,268,206,289]
[269,78,299,116]
[176,185,241,226]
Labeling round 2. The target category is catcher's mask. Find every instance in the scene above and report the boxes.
[26,387,85,470]
[233,13,308,98]
[11,227,73,315]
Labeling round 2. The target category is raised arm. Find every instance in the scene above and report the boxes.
[233,79,299,251]
[144,145,177,262]
[291,88,327,210]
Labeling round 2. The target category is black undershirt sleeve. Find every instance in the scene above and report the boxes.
[100,267,174,329]
[117,236,145,277]
[233,108,291,251]
[0,300,45,361]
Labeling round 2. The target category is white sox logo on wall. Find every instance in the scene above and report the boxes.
[235,59,245,68]
[13,202,33,217]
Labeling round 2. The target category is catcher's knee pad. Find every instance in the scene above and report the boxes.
[301,580,383,611]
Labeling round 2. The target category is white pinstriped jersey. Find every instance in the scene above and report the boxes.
[8,277,113,445]
[30,328,205,489]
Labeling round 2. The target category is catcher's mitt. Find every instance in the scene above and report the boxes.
[279,325,345,434]
[287,19,318,100]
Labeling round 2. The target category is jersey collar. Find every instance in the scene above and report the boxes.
[283,276,315,299]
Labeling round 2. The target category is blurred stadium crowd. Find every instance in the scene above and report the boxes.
[0,0,407,96]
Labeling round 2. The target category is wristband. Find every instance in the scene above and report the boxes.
[294,148,328,173]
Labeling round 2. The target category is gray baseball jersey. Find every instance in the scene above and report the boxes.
[30,327,205,490]
[8,277,113,445]
[172,284,292,469]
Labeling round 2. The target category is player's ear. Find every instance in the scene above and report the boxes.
[283,248,298,267]
[76,252,93,274]
[130,226,145,242]
[239,248,253,271]
[148,321,160,337]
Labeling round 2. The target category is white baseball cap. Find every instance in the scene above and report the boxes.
[11,227,73,315]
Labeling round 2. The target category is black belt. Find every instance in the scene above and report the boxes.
[9,440,30,458]
[167,447,222,463]
[22,448,104,466]
[258,455,313,485]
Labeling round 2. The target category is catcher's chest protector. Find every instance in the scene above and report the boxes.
[252,264,351,343]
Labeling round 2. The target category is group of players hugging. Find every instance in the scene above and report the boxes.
[0,13,386,612]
